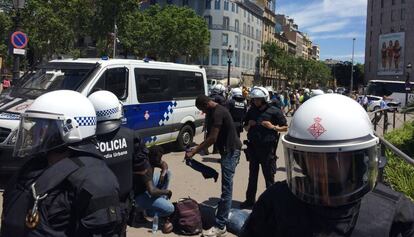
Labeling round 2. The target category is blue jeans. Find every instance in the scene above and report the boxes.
[216,149,241,229]
[135,170,174,217]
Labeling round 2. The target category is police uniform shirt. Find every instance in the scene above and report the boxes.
[96,127,137,201]
[244,104,287,144]
[241,181,414,237]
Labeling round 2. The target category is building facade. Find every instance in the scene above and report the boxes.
[143,0,263,82]
[365,0,414,82]
[312,45,320,60]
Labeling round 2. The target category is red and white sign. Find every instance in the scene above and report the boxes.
[307,117,326,139]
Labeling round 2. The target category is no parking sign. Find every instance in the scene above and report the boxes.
[10,31,28,49]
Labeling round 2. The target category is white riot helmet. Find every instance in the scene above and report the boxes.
[88,90,123,135]
[311,89,325,97]
[231,88,243,99]
[282,94,379,207]
[249,86,269,102]
[13,90,97,158]
[212,84,226,95]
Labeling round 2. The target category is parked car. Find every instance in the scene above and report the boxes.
[361,95,401,112]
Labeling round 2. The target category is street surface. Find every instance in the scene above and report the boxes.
[0,112,412,236]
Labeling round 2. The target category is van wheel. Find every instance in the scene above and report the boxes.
[176,125,194,151]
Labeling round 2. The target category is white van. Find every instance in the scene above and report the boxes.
[0,58,207,175]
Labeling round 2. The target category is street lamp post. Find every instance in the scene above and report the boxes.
[226,45,233,90]
[404,62,412,121]
[12,0,26,81]
[350,38,355,95]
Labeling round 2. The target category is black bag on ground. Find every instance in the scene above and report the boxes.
[172,197,202,235]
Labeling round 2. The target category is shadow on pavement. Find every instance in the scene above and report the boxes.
[199,197,242,229]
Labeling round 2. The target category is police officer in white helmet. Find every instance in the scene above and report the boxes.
[240,94,414,236]
[1,90,122,237]
[240,86,288,209]
[89,90,173,234]
[228,88,247,137]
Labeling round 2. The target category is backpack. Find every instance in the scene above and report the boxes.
[172,198,203,235]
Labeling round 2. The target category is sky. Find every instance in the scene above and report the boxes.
[276,0,367,63]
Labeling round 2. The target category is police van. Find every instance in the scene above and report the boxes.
[0,58,207,176]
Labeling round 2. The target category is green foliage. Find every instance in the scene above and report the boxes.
[384,121,414,200]
[118,5,210,61]
[0,11,12,57]
[261,41,331,87]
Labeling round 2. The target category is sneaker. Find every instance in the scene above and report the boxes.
[202,226,227,237]
[240,200,255,209]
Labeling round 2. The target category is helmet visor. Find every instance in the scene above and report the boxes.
[13,117,65,158]
[285,147,378,206]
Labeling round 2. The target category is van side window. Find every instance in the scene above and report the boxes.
[174,71,205,98]
[93,67,128,100]
[135,69,172,102]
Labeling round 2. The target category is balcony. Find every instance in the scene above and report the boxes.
[208,24,261,41]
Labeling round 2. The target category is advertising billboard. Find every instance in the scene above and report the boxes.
[378,32,405,76]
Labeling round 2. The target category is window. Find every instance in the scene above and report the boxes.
[370,15,373,26]
[251,41,253,52]
[242,53,245,68]
[401,9,405,20]
[223,17,229,29]
[392,0,395,5]
[252,27,254,37]
[247,25,250,36]
[211,49,219,65]
[369,62,371,73]
[370,31,372,41]
[221,49,228,66]
[369,46,372,56]
[257,44,260,54]
[203,51,210,65]
[206,0,211,9]
[381,0,384,8]
[94,68,128,100]
[402,0,405,3]
[243,38,246,50]
[235,35,239,48]
[222,33,229,46]
[243,23,246,34]
[256,29,259,39]
[391,26,395,32]
[224,0,229,10]
[204,15,212,26]
[174,71,205,98]
[391,10,395,21]
[380,13,383,24]
[182,0,189,6]
[214,0,220,10]
[236,5,238,13]
[247,12,250,23]
[244,9,246,17]
[134,69,171,103]
[232,3,235,12]
[400,25,405,31]
[234,51,239,67]
[247,39,250,51]
[235,20,239,32]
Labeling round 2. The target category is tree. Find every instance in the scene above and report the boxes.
[334,62,364,88]
[118,5,210,62]
[0,11,12,59]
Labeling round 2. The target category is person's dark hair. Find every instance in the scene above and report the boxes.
[148,145,164,167]
[195,94,211,109]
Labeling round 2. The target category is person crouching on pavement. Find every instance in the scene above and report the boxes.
[134,145,174,232]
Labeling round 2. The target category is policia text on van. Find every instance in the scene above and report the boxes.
[0,58,207,179]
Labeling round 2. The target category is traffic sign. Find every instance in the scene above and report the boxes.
[13,48,26,55]
[10,31,28,49]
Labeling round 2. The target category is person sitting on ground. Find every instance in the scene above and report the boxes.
[134,145,174,233]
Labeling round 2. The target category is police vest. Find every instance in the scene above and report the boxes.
[229,100,246,123]
[1,155,121,237]
[96,127,135,201]
[247,106,280,145]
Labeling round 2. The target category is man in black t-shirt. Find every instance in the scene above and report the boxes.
[186,94,242,237]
